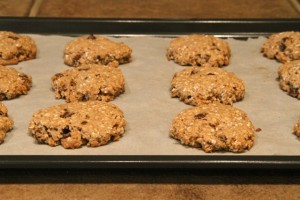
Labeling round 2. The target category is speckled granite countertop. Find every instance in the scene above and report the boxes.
[0,0,300,199]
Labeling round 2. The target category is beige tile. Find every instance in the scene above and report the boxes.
[36,0,300,18]
[0,0,34,16]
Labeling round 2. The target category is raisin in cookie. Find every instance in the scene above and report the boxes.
[166,34,231,67]
[28,101,126,149]
[64,34,132,67]
[261,31,300,63]
[0,31,37,65]
[51,64,125,102]
[0,65,32,100]
[294,119,300,139]
[169,102,255,153]
[171,66,245,105]
[278,60,300,99]
[0,102,14,144]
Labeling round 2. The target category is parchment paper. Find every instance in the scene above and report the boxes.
[0,34,299,155]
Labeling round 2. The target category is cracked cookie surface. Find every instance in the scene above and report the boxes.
[51,64,125,102]
[64,35,132,67]
[28,101,126,149]
[261,31,300,63]
[0,31,37,65]
[278,60,300,99]
[0,102,13,144]
[169,102,255,153]
[171,66,245,105]
[166,34,231,67]
[0,65,32,100]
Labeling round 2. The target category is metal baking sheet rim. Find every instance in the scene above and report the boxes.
[0,17,299,169]
[0,155,300,169]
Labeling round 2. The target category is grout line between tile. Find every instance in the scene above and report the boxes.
[29,0,44,17]
[289,0,300,13]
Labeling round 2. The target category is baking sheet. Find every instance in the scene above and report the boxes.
[0,34,299,156]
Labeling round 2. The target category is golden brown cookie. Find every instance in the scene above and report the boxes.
[171,66,245,105]
[51,64,125,102]
[169,102,255,153]
[261,31,300,63]
[0,65,32,100]
[0,31,37,65]
[0,102,14,144]
[278,60,300,99]
[64,34,132,67]
[28,101,126,149]
[166,34,231,67]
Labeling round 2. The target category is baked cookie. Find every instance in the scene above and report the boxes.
[171,66,245,105]
[278,60,300,99]
[294,119,300,138]
[0,65,32,100]
[64,34,132,67]
[28,101,126,149]
[261,31,300,63]
[51,64,125,102]
[0,102,14,144]
[0,31,37,65]
[169,102,255,153]
[166,34,231,67]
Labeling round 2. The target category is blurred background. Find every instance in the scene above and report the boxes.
[0,0,299,18]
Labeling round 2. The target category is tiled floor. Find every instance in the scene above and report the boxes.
[1,0,299,18]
